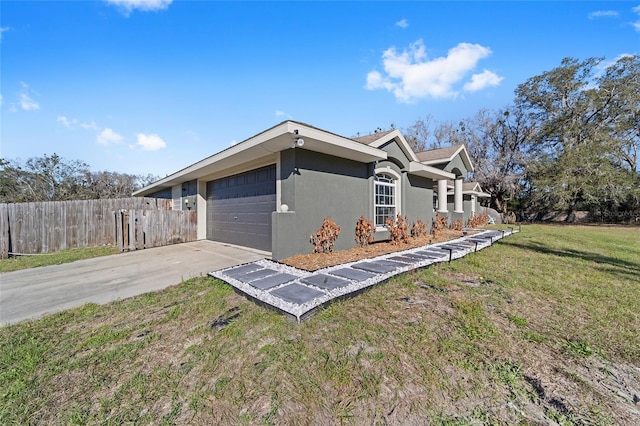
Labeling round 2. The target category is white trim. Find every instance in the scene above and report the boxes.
[374,167,401,228]
[275,152,282,211]
[134,121,387,197]
[408,161,455,180]
[420,144,474,172]
[366,129,419,162]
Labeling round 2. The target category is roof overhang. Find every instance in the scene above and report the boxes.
[421,144,474,172]
[365,129,420,163]
[408,162,455,180]
[134,121,387,197]
[447,182,491,197]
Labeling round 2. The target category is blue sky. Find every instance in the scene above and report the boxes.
[2,1,639,177]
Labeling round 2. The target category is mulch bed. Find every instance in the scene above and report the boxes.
[281,229,476,271]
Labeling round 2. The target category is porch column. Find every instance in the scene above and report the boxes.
[471,195,477,215]
[454,178,464,213]
[437,179,448,213]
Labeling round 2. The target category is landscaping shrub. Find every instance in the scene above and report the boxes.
[411,218,429,238]
[431,213,448,236]
[386,214,409,245]
[310,217,341,254]
[450,219,463,231]
[467,213,489,228]
[354,216,375,247]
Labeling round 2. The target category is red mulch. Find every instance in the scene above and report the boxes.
[281,229,475,271]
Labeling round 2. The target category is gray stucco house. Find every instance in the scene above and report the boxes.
[134,121,489,260]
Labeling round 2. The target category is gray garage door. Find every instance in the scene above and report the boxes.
[206,164,276,252]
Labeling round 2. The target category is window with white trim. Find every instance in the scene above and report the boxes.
[374,173,396,227]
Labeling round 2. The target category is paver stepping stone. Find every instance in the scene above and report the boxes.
[388,255,419,263]
[250,273,298,290]
[438,244,466,251]
[224,263,263,278]
[399,253,434,260]
[330,268,376,282]
[236,268,277,282]
[301,274,351,290]
[271,284,325,304]
[416,250,447,258]
[352,260,405,274]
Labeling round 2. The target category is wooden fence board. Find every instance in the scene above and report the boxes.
[0,198,180,258]
[114,209,197,252]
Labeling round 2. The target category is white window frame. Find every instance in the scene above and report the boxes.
[374,168,401,229]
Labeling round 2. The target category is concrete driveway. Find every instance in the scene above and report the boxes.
[0,240,267,325]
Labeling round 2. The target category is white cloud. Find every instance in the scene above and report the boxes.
[57,116,77,129]
[633,5,640,31]
[396,19,409,29]
[57,116,101,131]
[80,121,100,131]
[105,0,173,15]
[0,27,10,42]
[463,70,504,92]
[366,39,501,102]
[275,110,292,119]
[588,10,619,19]
[136,133,166,151]
[16,82,40,111]
[97,128,124,145]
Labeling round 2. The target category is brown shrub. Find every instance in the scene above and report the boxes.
[450,219,463,231]
[386,214,409,245]
[431,213,448,236]
[354,216,375,247]
[467,213,489,228]
[310,216,341,254]
[411,218,429,238]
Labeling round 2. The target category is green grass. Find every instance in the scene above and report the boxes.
[1,224,638,424]
[0,245,119,272]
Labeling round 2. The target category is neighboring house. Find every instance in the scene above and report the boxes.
[133,121,489,260]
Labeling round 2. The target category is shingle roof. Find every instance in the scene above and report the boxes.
[352,130,395,145]
[415,145,462,162]
[463,182,481,191]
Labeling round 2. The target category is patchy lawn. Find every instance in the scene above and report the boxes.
[1,224,638,424]
[0,245,119,273]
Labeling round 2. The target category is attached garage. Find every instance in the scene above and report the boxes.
[206,164,276,251]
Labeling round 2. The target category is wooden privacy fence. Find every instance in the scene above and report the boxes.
[115,209,197,252]
[0,198,175,258]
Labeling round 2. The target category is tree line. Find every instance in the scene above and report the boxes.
[403,55,640,220]
[0,154,158,203]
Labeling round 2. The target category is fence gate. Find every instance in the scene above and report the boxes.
[115,209,197,252]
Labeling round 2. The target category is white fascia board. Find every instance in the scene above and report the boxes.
[408,162,455,180]
[366,129,419,162]
[133,122,290,196]
[287,122,387,163]
[421,144,474,172]
[134,121,387,197]
[447,189,490,197]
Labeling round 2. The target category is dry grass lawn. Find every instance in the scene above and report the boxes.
[1,224,638,425]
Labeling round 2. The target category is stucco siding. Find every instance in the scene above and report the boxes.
[443,155,469,177]
[403,174,434,229]
[273,149,370,260]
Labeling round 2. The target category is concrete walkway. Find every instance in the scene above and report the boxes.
[211,229,516,322]
[0,240,267,325]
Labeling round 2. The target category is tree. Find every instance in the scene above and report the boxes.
[0,154,160,203]
[462,108,535,213]
[404,114,441,152]
[515,56,640,219]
